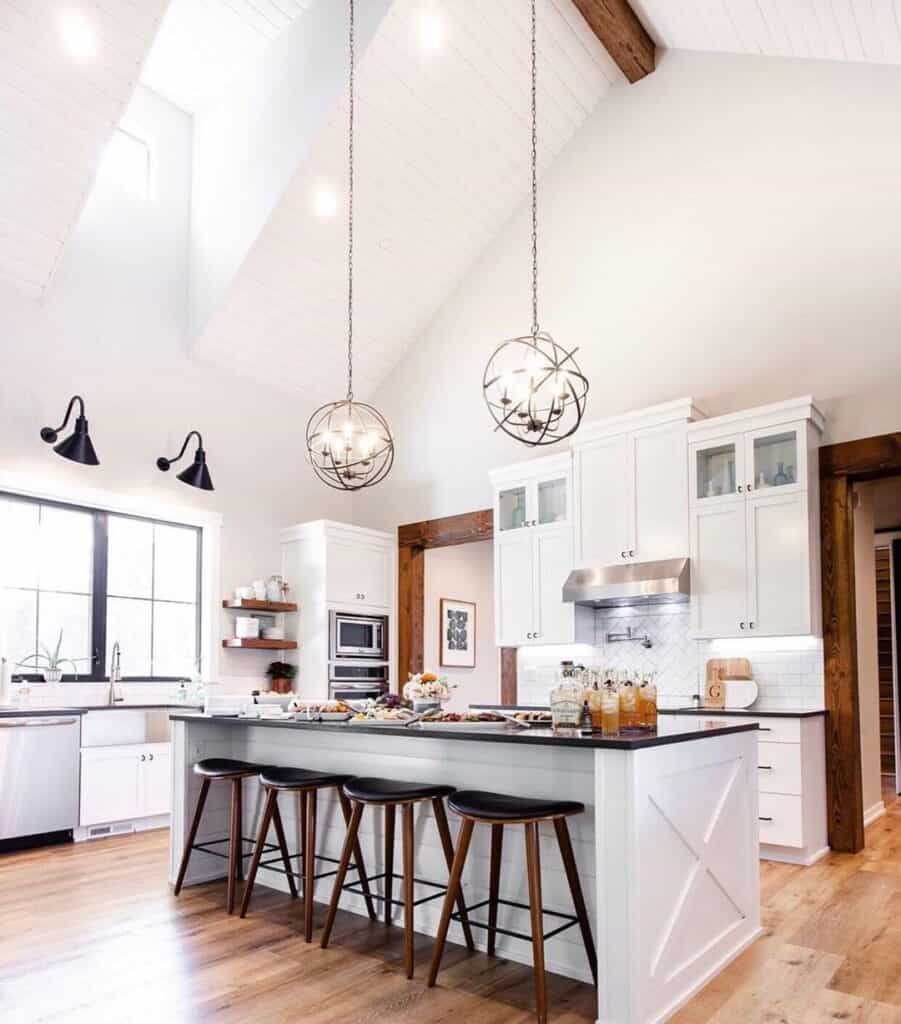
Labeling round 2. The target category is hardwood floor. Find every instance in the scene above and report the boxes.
[3,804,901,1023]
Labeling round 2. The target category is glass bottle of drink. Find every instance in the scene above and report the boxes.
[601,680,620,736]
[618,670,640,730]
[639,672,658,730]
[587,680,604,732]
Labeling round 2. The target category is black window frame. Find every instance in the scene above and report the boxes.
[2,490,202,683]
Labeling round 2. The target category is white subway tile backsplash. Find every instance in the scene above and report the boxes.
[517,606,824,710]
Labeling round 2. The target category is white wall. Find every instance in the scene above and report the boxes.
[353,49,901,533]
[0,86,350,692]
[423,541,497,711]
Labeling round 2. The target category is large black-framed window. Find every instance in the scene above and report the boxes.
[0,491,202,682]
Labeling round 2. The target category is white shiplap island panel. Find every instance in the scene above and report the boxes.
[169,717,761,1024]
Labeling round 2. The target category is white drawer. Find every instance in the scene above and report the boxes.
[758,792,803,848]
[757,741,802,796]
[750,717,801,744]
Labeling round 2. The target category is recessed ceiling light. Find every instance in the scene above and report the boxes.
[312,186,338,219]
[419,12,444,52]
[58,10,98,61]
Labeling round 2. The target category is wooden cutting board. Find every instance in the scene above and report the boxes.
[705,658,752,708]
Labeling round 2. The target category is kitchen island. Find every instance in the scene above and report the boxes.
[169,714,761,1024]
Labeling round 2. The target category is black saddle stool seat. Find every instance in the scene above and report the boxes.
[173,758,266,915]
[320,777,476,979]
[239,767,378,942]
[428,789,598,1024]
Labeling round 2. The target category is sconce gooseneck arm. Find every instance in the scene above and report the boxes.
[165,430,203,465]
[50,395,85,433]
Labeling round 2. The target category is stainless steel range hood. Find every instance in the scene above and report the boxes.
[562,558,690,608]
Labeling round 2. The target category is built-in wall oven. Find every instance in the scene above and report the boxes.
[329,611,388,661]
[328,661,389,702]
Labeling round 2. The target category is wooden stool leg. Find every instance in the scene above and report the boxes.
[338,789,377,921]
[226,779,242,914]
[174,778,210,895]
[304,788,318,942]
[234,778,244,881]
[553,817,597,985]
[487,824,504,957]
[239,788,277,918]
[402,802,415,978]
[271,795,298,899]
[432,797,475,951]
[321,801,363,948]
[427,817,474,988]
[524,822,547,1024]
[300,789,308,901]
[383,804,396,926]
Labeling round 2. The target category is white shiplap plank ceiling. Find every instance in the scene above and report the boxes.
[632,0,901,64]
[191,0,621,402]
[0,0,170,299]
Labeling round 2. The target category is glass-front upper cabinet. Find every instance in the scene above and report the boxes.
[691,434,745,504]
[748,425,803,493]
[498,485,528,532]
[491,455,572,531]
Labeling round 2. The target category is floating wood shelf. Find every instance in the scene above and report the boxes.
[222,599,298,613]
[222,639,298,650]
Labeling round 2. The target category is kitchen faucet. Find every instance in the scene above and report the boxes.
[109,642,124,705]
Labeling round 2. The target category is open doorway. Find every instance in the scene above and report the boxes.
[819,431,901,854]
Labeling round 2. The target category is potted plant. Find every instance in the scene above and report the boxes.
[403,671,456,714]
[266,661,297,695]
[16,629,92,683]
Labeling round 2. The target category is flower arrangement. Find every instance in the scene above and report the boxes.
[403,671,456,704]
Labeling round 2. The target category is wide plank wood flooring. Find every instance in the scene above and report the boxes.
[2,799,901,1023]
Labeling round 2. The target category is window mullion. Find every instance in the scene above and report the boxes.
[92,512,109,681]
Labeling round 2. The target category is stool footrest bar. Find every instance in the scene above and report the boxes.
[450,896,579,943]
[192,837,278,861]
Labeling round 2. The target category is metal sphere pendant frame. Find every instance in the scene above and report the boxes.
[482,0,588,446]
[305,0,395,492]
[483,331,589,446]
[306,399,394,491]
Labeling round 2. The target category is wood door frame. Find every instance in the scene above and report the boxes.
[820,431,901,852]
[397,509,517,702]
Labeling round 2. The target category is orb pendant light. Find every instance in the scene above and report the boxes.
[305,0,394,491]
[482,0,588,446]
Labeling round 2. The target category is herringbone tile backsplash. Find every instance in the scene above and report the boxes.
[517,604,825,711]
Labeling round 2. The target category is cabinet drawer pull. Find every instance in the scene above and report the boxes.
[759,727,772,732]
[758,765,773,770]
[758,816,773,822]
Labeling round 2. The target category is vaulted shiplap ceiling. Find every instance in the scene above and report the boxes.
[0,0,170,299]
[142,0,314,113]
[632,0,901,64]
[191,0,621,402]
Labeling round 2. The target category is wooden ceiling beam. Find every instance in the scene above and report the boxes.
[570,0,656,83]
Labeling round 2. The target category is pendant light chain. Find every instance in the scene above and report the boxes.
[530,0,539,339]
[347,0,355,402]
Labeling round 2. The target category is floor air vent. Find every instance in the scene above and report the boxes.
[87,823,135,840]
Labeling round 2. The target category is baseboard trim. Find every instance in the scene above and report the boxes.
[864,801,886,828]
[760,844,830,867]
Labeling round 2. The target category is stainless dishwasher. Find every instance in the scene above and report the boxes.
[0,716,81,841]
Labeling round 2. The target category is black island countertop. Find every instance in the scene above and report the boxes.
[169,712,758,750]
[0,703,204,719]
[472,704,828,720]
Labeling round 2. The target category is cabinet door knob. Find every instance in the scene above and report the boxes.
[749,621,756,629]
[621,551,627,559]
[148,753,154,761]
[140,754,146,762]
[747,483,753,491]
[629,550,635,557]
[740,621,746,630]
[737,485,743,493]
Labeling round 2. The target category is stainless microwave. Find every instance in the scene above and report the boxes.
[329,611,388,660]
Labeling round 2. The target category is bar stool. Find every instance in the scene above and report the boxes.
[173,758,273,915]
[239,766,378,940]
[321,778,476,978]
[427,790,598,1024]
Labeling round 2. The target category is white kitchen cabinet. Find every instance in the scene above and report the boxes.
[573,398,701,568]
[490,454,574,647]
[327,536,391,608]
[689,503,747,638]
[688,398,823,639]
[80,743,171,827]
